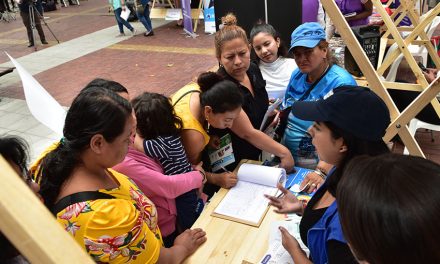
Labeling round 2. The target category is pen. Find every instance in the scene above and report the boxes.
[276,182,310,198]
[220,166,231,173]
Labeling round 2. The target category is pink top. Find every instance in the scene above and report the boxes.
[113,146,203,237]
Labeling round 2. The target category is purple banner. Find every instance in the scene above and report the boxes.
[181,0,194,34]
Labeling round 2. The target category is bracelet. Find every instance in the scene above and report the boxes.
[314,169,327,180]
[198,170,207,184]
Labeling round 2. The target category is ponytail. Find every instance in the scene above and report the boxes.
[38,139,82,207]
[197,72,243,114]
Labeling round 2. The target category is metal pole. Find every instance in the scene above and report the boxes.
[264,0,268,23]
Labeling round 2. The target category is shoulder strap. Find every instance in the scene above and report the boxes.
[51,191,115,216]
[298,64,333,101]
[172,90,200,107]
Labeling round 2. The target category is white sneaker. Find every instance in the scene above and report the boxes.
[116,33,125,37]
[131,29,137,36]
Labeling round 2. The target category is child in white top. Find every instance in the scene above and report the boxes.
[250,22,298,101]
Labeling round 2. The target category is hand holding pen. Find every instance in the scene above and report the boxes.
[211,166,237,189]
[264,184,304,215]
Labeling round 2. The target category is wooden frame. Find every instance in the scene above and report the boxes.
[321,0,440,157]
[0,156,93,263]
[150,0,204,32]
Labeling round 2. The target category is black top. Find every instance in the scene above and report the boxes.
[299,182,357,263]
[18,0,43,14]
[212,63,269,170]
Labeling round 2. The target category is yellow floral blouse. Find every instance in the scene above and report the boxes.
[56,169,163,263]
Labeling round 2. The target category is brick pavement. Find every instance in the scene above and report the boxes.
[0,0,439,163]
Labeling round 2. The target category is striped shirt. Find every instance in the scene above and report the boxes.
[143,135,193,175]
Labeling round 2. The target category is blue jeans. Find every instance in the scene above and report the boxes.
[136,4,152,32]
[114,8,134,33]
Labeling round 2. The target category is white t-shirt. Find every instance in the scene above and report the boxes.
[259,57,298,100]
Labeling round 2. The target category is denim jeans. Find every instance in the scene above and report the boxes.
[114,7,134,33]
[136,4,152,32]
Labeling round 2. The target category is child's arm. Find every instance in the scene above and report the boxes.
[114,155,203,199]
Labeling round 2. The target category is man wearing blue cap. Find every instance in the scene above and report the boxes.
[279,22,356,191]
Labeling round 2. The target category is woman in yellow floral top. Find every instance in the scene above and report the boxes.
[36,82,206,263]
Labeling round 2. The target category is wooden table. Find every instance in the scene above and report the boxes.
[185,161,284,263]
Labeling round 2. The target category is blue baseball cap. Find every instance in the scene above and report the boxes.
[292,86,390,141]
[289,22,326,52]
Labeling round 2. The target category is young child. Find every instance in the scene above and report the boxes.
[131,92,204,231]
[250,22,298,101]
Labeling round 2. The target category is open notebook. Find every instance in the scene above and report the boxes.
[212,164,286,227]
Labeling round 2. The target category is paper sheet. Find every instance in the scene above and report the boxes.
[259,216,309,264]
[212,164,286,226]
[260,98,282,130]
[120,8,131,21]
[165,8,182,20]
[7,53,66,137]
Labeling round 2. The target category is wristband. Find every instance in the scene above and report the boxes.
[314,168,327,180]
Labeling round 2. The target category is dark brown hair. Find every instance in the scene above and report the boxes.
[132,92,183,139]
[215,13,249,58]
[337,153,440,264]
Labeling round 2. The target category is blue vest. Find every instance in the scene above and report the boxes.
[306,169,347,264]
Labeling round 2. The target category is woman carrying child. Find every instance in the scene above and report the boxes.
[115,92,206,247]
[35,83,206,263]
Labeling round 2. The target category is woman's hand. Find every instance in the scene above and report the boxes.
[173,228,207,256]
[279,226,300,253]
[423,68,439,83]
[279,227,310,263]
[300,171,324,194]
[265,184,303,214]
[279,152,295,173]
[208,171,238,189]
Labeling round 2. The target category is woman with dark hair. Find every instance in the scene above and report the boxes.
[210,13,294,173]
[266,86,391,263]
[0,136,39,264]
[34,86,206,263]
[114,92,206,246]
[250,22,297,101]
[279,22,357,192]
[173,71,294,190]
[337,153,440,264]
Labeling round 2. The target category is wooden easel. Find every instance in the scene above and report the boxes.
[150,0,204,32]
[0,156,94,263]
[321,0,440,157]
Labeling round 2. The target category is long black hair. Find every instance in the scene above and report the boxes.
[337,153,440,264]
[197,71,243,113]
[38,86,132,208]
[324,121,390,196]
[0,136,29,178]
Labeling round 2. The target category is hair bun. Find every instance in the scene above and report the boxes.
[197,72,224,92]
[221,13,237,27]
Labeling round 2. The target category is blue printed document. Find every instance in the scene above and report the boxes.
[285,167,315,201]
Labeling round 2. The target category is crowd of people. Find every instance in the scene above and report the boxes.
[2,11,440,264]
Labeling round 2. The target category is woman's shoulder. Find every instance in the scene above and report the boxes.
[171,82,200,103]
[327,65,356,84]
[57,197,161,263]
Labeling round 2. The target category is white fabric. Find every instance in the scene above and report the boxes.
[259,57,297,100]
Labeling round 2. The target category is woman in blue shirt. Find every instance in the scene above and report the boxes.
[267,86,391,263]
[280,22,356,192]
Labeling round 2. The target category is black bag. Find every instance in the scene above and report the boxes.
[43,0,57,12]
